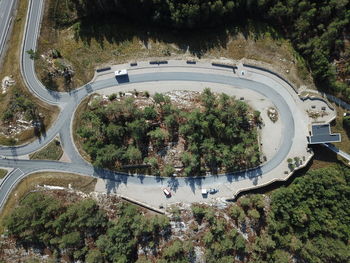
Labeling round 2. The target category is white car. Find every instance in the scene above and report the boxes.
[163,188,171,197]
[115,69,128,76]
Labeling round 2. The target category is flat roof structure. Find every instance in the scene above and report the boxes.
[308,124,341,144]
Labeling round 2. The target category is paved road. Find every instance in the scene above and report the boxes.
[0,0,301,209]
[323,143,350,162]
[0,0,16,64]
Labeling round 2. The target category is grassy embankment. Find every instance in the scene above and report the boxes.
[0,169,7,179]
[0,0,59,146]
[35,0,312,91]
[72,95,92,163]
[332,105,350,152]
[0,172,96,233]
[29,138,63,160]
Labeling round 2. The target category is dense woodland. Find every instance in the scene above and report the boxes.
[3,164,350,262]
[52,0,350,97]
[77,89,260,176]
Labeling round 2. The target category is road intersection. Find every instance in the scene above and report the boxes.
[0,0,336,208]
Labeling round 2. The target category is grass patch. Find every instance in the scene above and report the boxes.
[0,169,7,179]
[72,95,92,163]
[29,138,63,160]
[0,0,59,146]
[0,172,97,233]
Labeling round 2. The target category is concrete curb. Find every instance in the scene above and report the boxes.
[229,151,314,200]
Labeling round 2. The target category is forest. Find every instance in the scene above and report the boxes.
[3,164,349,262]
[52,0,350,98]
[77,89,260,176]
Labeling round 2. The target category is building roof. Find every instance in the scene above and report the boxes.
[308,124,341,144]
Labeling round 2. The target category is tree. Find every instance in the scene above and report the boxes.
[164,114,178,139]
[124,145,142,164]
[58,231,82,250]
[161,164,175,177]
[229,205,245,224]
[161,240,192,263]
[26,49,39,60]
[143,106,157,120]
[253,110,261,124]
[239,197,251,210]
[343,116,350,132]
[248,209,260,221]
[294,156,300,166]
[85,249,104,263]
[153,93,166,104]
[268,165,350,262]
[250,195,265,210]
[5,192,61,246]
[127,119,148,144]
[148,128,169,149]
[191,205,206,224]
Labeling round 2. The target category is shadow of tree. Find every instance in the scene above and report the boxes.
[93,166,129,194]
[71,13,282,60]
[74,15,233,58]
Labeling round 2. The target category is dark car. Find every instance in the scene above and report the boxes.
[209,188,219,194]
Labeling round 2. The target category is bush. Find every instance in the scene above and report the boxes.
[343,116,350,131]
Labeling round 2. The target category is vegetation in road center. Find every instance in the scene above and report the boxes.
[29,138,63,160]
[76,89,260,176]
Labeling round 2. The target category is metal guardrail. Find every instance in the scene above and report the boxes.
[149,60,168,65]
[243,63,297,93]
[211,63,237,71]
[186,60,196,64]
[96,67,111,73]
[300,96,335,111]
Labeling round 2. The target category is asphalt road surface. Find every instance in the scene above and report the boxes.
[0,0,16,63]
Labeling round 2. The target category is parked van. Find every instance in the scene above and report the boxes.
[115,69,128,76]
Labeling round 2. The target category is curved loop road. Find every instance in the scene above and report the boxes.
[0,0,305,208]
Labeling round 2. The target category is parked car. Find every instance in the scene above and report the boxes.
[201,188,208,195]
[209,188,219,194]
[163,188,171,197]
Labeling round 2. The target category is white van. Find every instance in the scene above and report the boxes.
[115,69,128,76]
